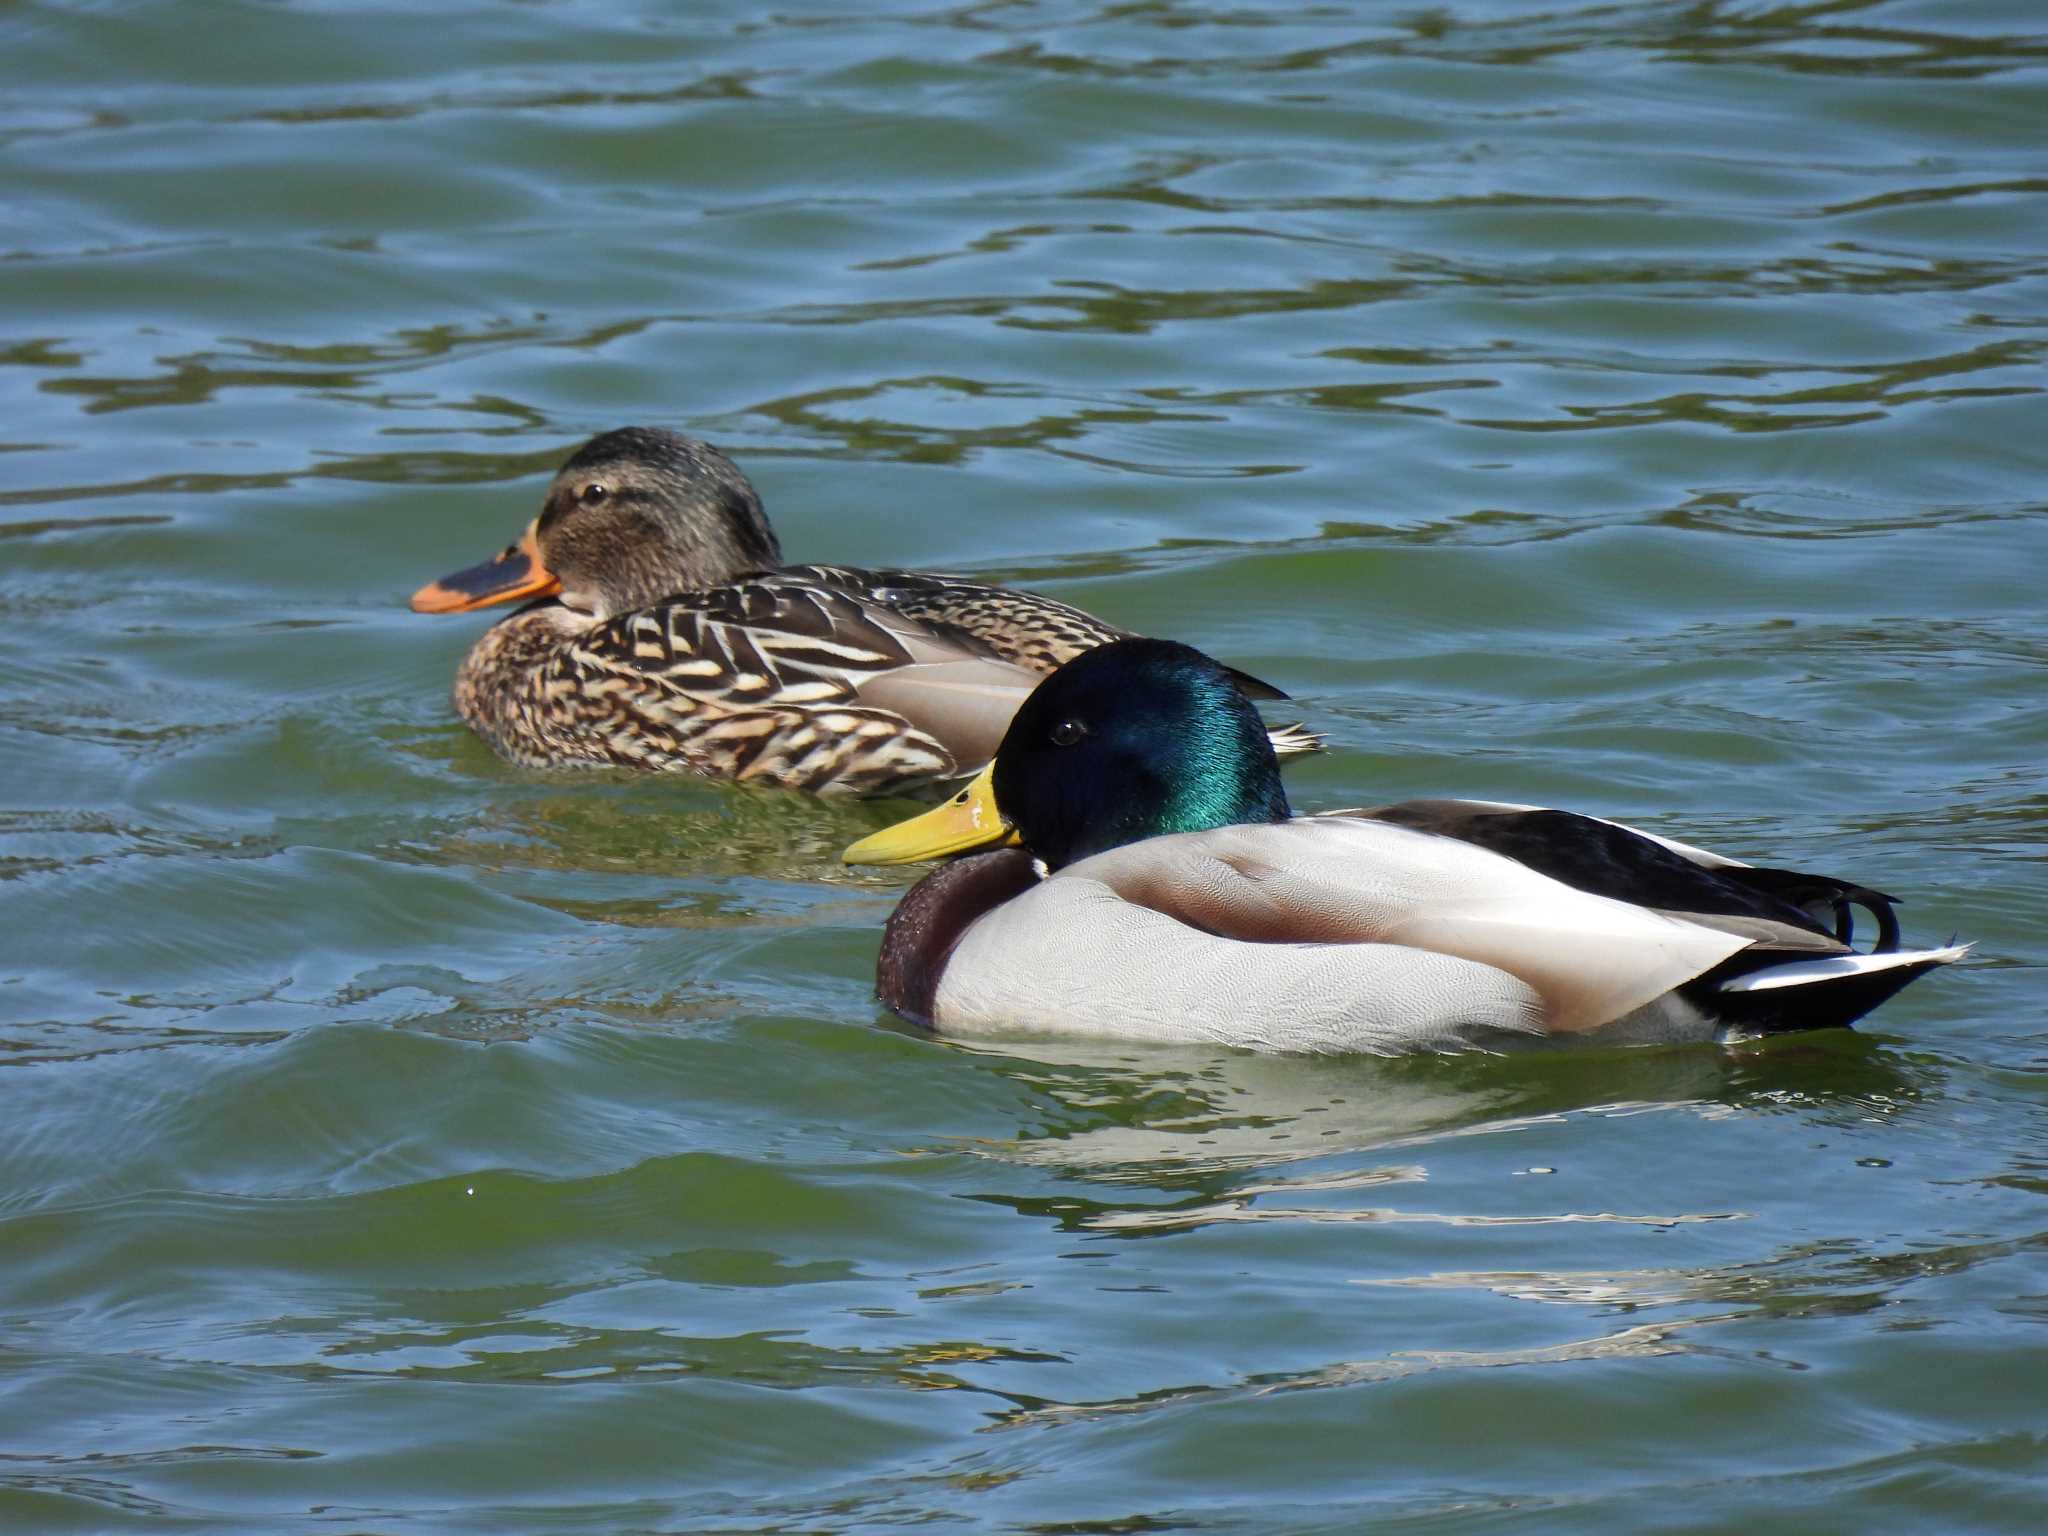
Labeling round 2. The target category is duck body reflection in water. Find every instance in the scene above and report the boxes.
[845,639,1965,1054]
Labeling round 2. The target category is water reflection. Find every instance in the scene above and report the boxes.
[986,1315,1711,1433]
[951,1031,1925,1187]
[294,1311,1061,1396]
[1366,1224,2048,1338]
[428,774,891,891]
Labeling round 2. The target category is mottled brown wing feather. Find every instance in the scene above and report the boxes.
[556,576,1043,790]
[785,564,1128,675]
[578,580,925,700]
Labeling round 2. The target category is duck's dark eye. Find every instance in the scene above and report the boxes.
[1049,718,1088,747]
[579,481,610,506]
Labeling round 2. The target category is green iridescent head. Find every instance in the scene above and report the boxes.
[991,638,1292,870]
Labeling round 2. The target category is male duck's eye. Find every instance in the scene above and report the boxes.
[1049,718,1087,747]
[579,482,610,506]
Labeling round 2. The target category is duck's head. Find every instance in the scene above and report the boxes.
[845,638,1292,873]
[409,427,783,621]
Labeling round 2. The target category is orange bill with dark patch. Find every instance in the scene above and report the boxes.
[409,523,559,613]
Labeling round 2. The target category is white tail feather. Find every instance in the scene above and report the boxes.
[1719,943,1971,993]
[1266,721,1325,759]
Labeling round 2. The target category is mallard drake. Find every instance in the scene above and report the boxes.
[843,638,1965,1053]
[410,427,1312,795]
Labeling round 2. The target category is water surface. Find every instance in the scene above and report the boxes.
[3,1,2046,1530]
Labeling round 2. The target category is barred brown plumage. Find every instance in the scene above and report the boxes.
[413,426,1318,795]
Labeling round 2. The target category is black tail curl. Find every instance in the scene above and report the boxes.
[1721,867,1902,953]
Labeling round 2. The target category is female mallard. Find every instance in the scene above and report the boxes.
[844,638,1964,1053]
[410,427,1310,795]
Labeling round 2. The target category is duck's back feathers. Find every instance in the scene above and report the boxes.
[555,574,1045,793]
[790,565,1127,676]
[803,564,1290,701]
[1360,799,1904,951]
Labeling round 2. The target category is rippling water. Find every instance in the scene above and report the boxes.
[4,1,2046,1530]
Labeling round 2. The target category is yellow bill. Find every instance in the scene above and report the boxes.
[842,763,1019,865]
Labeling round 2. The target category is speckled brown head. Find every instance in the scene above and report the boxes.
[410,427,784,621]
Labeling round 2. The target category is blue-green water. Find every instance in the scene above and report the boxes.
[4,1,2046,1530]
